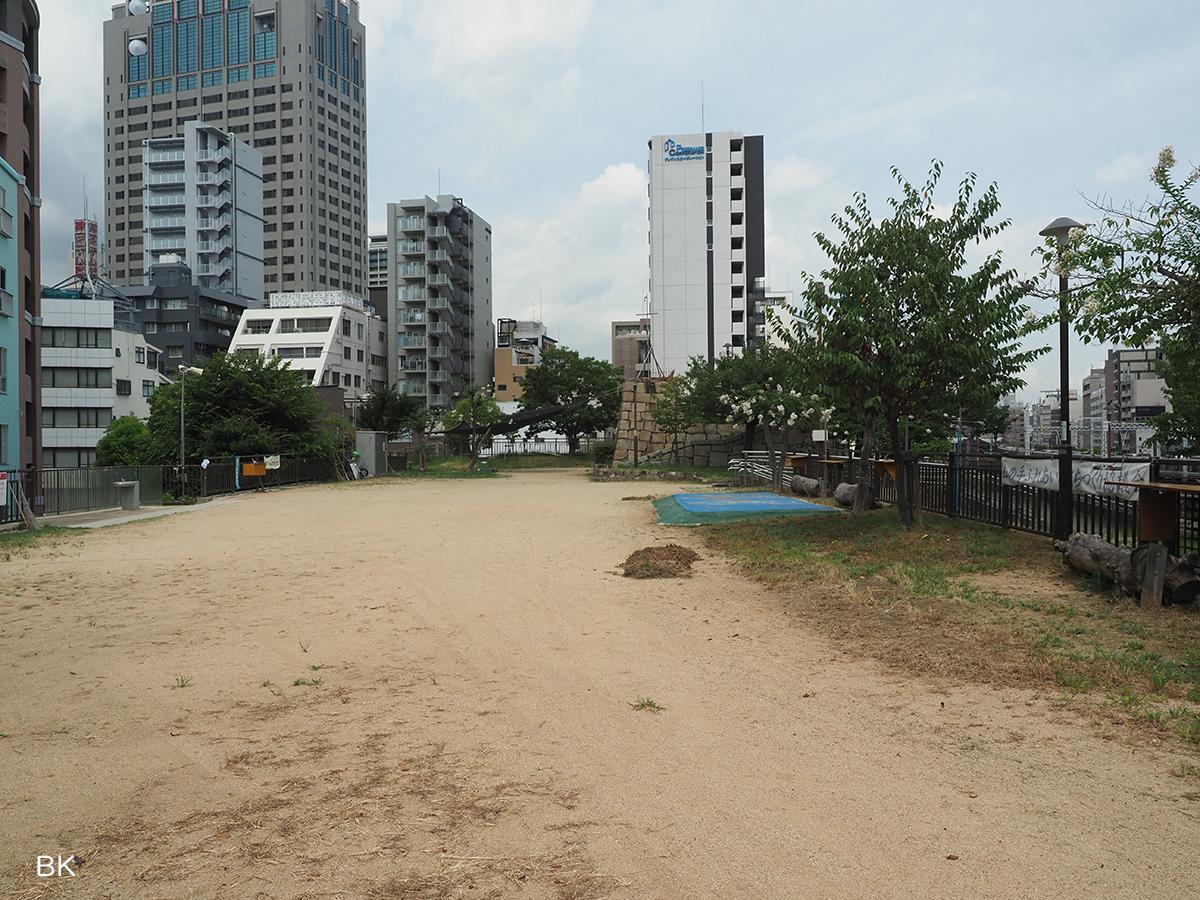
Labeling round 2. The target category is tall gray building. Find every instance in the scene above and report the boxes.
[144,122,265,300]
[103,0,367,297]
[385,196,493,409]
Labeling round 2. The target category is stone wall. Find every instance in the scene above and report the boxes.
[613,380,748,469]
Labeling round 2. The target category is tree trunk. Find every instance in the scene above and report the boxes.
[888,417,919,529]
[853,414,876,513]
[743,420,758,451]
[567,434,579,456]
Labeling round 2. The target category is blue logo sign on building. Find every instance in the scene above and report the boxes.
[663,138,704,162]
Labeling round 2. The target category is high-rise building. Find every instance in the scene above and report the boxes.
[385,195,494,409]
[143,122,265,301]
[610,318,652,382]
[103,0,367,296]
[366,233,387,319]
[647,132,765,375]
[1,0,41,470]
[493,318,555,402]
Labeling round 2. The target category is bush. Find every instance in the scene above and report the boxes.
[593,440,615,465]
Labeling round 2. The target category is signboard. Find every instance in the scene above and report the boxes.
[264,455,281,471]
[663,138,704,162]
[811,429,827,442]
[73,218,99,279]
[0,471,8,504]
[1001,457,1151,501]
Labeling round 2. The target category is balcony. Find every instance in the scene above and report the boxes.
[399,217,424,233]
[197,215,231,231]
[428,249,449,263]
[428,370,450,384]
[400,357,428,372]
[427,296,451,311]
[147,149,186,167]
[399,266,426,280]
[429,345,449,359]
[146,172,185,186]
[398,311,426,325]
[148,237,186,251]
[398,380,426,395]
[196,261,232,277]
[196,192,230,209]
[0,288,13,317]
[195,169,230,186]
[428,321,451,335]
[146,193,186,209]
[196,239,231,254]
[427,393,450,408]
[148,215,187,230]
[429,226,450,240]
[428,273,450,287]
[398,240,425,255]
[397,334,426,349]
[196,147,230,165]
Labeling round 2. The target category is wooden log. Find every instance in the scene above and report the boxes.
[1055,533,1200,605]
[790,475,823,497]
[1137,543,1168,612]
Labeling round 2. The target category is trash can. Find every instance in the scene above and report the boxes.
[113,481,140,511]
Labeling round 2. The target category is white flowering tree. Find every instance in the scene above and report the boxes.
[719,381,828,490]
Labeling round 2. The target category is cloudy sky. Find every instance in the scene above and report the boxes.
[41,1,1200,401]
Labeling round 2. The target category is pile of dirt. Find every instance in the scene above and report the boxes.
[621,544,700,578]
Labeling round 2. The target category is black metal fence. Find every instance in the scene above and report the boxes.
[1,455,333,526]
[790,452,1200,555]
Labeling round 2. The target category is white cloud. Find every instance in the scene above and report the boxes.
[492,162,647,360]
[1093,150,1156,186]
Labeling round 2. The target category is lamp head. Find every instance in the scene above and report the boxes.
[1039,216,1084,246]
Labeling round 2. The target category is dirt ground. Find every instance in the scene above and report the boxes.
[1,470,1198,898]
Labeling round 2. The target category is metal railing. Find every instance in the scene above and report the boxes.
[756,451,1200,556]
[2,456,333,525]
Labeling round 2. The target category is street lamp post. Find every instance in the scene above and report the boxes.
[178,365,203,494]
[1038,216,1083,539]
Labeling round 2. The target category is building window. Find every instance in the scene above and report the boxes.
[228,66,249,83]
[253,62,276,79]
[227,9,249,65]
[143,380,156,397]
[116,378,132,396]
[177,75,198,92]
[0,346,6,393]
[176,18,198,73]
[168,346,184,358]
[152,23,174,78]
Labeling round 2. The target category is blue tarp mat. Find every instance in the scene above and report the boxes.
[654,491,837,525]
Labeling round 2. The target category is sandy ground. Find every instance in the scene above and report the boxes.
[1,469,1198,898]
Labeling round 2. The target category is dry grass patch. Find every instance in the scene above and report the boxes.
[621,544,700,578]
[703,509,1200,749]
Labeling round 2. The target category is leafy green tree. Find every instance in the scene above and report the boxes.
[357,385,423,439]
[797,162,1047,525]
[408,405,441,472]
[147,351,338,462]
[1063,147,1200,448]
[517,346,623,454]
[444,388,504,470]
[651,377,694,464]
[95,415,156,467]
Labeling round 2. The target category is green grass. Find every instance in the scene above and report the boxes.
[0,525,77,558]
[629,697,665,712]
[292,677,323,687]
[702,507,1200,749]
[173,674,192,689]
[608,463,737,483]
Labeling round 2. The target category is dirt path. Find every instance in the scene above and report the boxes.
[1,470,1197,898]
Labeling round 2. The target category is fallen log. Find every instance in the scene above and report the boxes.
[1053,533,1200,606]
[790,475,823,497]
[833,482,857,507]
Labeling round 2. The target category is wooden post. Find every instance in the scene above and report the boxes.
[1140,542,1168,612]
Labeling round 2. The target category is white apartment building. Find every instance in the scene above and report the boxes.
[227,291,386,400]
[385,195,494,409]
[40,291,168,468]
[648,132,765,374]
[143,122,265,301]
